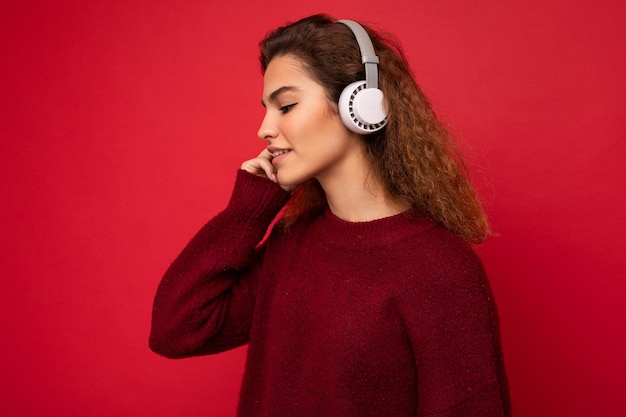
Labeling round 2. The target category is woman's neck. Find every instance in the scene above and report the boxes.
[317,151,409,223]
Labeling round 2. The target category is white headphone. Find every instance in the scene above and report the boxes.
[337,20,387,134]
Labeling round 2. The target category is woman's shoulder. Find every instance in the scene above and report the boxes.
[388,221,488,290]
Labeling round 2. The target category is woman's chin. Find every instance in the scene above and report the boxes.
[277,179,297,189]
[276,172,299,188]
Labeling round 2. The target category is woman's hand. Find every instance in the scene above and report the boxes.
[240,148,295,192]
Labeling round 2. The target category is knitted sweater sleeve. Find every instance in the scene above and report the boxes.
[397,231,511,416]
[149,170,291,359]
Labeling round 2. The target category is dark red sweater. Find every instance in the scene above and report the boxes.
[150,170,511,416]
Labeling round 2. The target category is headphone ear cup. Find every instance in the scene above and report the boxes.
[338,81,388,134]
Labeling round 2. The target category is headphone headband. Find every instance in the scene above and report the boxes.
[337,20,379,89]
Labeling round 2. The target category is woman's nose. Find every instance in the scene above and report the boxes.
[257,113,278,141]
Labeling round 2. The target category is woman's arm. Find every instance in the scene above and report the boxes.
[149,170,290,358]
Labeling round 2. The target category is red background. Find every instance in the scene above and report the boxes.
[1,1,625,416]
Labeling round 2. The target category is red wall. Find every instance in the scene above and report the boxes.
[1,1,624,416]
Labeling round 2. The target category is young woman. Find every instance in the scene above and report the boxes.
[150,14,511,417]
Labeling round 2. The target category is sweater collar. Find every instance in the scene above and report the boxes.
[310,206,435,251]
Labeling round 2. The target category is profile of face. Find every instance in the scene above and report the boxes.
[258,55,362,188]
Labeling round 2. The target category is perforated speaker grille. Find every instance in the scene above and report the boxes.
[348,84,387,132]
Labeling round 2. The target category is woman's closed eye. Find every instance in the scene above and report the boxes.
[280,103,297,114]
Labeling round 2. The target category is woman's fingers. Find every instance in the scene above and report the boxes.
[240,149,277,182]
[256,147,273,160]
[240,148,297,192]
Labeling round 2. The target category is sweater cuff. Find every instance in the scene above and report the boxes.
[225,169,291,225]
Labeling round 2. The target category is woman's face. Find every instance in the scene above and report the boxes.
[258,55,361,188]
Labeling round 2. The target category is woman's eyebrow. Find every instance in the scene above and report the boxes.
[261,86,300,107]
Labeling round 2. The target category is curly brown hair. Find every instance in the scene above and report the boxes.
[259,14,491,243]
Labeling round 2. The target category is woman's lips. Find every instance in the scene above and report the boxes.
[267,146,293,165]
[271,149,292,164]
[271,149,292,157]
